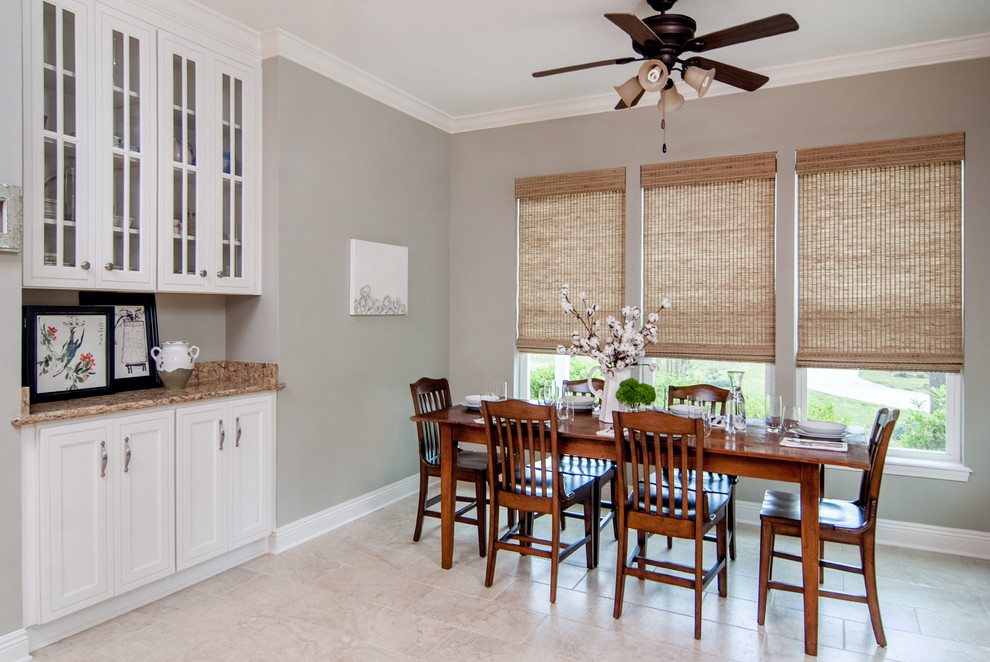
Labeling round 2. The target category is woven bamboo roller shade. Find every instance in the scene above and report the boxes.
[642,153,777,363]
[797,134,964,372]
[517,168,626,354]
[796,133,965,174]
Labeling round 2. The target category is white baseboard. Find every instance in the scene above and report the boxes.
[736,499,990,560]
[0,629,30,662]
[27,540,267,652]
[269,474,420,553]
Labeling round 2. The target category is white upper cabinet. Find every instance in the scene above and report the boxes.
[23,0,261,294]
[25,0,93,287]
[157,37,259,294]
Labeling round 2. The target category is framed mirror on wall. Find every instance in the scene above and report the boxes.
[0,183,23,253]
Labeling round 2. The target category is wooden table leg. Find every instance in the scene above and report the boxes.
[800,462,821,656]
[440,423,455,569]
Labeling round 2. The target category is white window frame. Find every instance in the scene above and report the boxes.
[797,369,970,482]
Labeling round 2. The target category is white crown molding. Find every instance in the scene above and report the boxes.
[260,27,990,134]
[449,31,990,133]
[101,0,262,61]
[261,28,452,132]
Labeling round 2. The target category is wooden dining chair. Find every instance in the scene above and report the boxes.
[409,377,488,556]
[612,410,729,639]
[557,377,618,560]
[757,408,900,647]
[666,383,737,560]
[481,399,596,603]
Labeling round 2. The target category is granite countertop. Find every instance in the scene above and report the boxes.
[12,361,284,427]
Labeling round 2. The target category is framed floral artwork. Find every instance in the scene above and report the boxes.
[23,306,114,404]
[79,292,160,392]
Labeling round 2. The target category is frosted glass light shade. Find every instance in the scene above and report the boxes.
[614,76,645,107]
[637,60,669,92]
[683,65,715,97]
[659,83,685,112]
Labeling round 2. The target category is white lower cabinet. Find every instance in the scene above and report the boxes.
[39,409,173,622]
[27,392,275,625]
[176,395,272,570]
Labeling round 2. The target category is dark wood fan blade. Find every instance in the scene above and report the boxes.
[605,13,665,48]
[689,14,798,52]
[533,56,639,78]
[615,89,646,110]
[691,57,769,91]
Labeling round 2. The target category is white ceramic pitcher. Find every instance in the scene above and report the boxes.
[587,365,633,424]
[150,341,200,372]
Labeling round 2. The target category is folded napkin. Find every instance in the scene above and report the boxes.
[473,418,485,424]
[595,427,615,437]
[780,437,848,452]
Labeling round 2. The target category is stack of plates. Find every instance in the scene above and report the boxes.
[562,395,595,410]
[668,404,707,418]
[462,394,500,409]
[794,421,847,439]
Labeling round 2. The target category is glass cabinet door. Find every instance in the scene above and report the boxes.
[99,10,155,288]
[159,36,207,290]
[39,0,86,275]
[218,72,243,280]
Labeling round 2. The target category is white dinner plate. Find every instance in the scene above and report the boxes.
[463,394,499,407]
[798,421,846,437]
[793,428,847,440]
[668,404,706,418]
[562,395,595,407]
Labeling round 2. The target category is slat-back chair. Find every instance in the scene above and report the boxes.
[666,383,737,559]
[409,377,488,556]
[612,410,730,639]
[757,408,900,647]
[558,378,617,558]
[481,399,596,603]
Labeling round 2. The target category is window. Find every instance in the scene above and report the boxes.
[515,168,626,355]
[796,133,965,471]
[642,153,777,363]
[652,358,769,416]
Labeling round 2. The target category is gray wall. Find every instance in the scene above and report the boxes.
[449,58,990,531]
[0,0,23,635]
[263,58,452,524]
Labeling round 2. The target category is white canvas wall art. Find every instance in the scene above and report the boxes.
[349,239,408,315]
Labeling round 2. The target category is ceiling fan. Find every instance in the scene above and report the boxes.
[533,0,799,111]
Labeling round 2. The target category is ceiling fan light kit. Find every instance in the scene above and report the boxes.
[638,60,669,92]
[682,64,715,97]
[532,0,799,151]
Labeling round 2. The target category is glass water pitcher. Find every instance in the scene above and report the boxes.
[727,370,747,435]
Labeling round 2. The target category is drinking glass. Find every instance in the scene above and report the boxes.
[765,394,783,434]
[689,406,712,438]
[492,380,507,401]
[783,405,803,436]
[557,398,574,422]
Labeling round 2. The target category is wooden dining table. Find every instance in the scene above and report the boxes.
[410,404,871,656]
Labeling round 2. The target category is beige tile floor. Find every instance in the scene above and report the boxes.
[31,493,990,661]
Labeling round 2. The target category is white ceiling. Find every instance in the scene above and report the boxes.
[189,0,990,127]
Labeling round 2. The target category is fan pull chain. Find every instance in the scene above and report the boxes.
[660,89,667,154]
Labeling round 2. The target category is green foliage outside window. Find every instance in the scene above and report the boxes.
[893,385,946,451]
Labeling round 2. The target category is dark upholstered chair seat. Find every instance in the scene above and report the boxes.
[760,489,868,530]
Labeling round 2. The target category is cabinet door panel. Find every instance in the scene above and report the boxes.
[96,8,157,289]
[116,411,174,591]
[25,0,94,287]
[175,404,226,569]
[229,398,271,545]
[40,420,112,619]
[158,35,209,291]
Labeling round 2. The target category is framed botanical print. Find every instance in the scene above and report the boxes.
[23,306,114,403]
[79,292,160,392]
